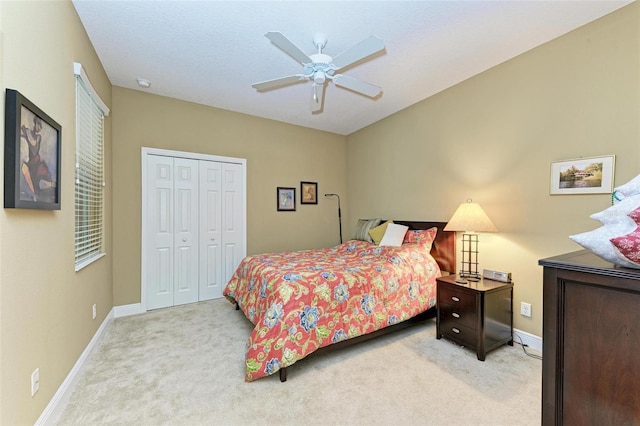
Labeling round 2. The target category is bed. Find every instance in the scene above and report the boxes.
[223,220,456,382]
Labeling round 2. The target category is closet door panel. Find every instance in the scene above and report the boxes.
[199,161,222,300]
[222,163,244,284]
[147,155,174,310]
[173,158,199,306]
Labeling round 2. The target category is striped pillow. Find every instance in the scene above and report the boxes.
[353,218,381,242]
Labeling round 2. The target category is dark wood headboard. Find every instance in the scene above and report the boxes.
[394,221,456,275]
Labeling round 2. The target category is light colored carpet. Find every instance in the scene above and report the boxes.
[55,299,541,425]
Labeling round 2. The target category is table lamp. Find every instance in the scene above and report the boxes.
[444,199,498,283]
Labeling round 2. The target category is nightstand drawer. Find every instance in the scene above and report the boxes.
[438,285,476,312]
[439,303,477,329]
[440,320,476,348]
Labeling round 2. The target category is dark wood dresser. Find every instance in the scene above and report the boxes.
[539,250,640,426]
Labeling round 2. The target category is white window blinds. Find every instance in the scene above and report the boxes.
[74,63,109,270]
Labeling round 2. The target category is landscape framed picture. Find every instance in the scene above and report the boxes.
[300,181,318,204]
[550,155,615,195]
[277,187,296,211]
[4,89,62,209]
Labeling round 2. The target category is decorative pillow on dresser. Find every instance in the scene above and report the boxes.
[571,175,640,269]
[609,206,640,267]
[570,216,638,269]
[612,173,640,203]
[590,194,640,224]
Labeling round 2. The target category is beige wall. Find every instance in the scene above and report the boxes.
[346,3,640,338]
[0,1,113,424]
[1,1,638,423]
[111,88,347,305]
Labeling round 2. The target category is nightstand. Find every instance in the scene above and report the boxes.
[436,275,513,360]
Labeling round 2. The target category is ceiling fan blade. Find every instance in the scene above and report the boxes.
[332,74,382,98]
[332,36,385,70]
[252,75,307,91]
[265,32,313,65]
[310,84,325,113]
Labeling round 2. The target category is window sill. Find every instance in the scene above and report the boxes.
[75,252,106,272]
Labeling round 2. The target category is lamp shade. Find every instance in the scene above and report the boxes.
[444,199,498,232]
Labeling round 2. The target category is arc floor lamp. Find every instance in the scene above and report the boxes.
[325,193,342,244]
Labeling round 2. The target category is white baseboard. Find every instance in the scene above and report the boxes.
[513,328,542,353]
[36,308,115,425]
[113,303,144,318]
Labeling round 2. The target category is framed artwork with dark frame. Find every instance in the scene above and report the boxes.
[4,89,62,209]
[277,187,296,211]
[300,181,318,204]
[550,155,615,195]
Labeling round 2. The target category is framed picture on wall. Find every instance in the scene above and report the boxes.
[300,181,318,204]
[277,187,296,211]
[4,89,62,209]
[550,155,615,195]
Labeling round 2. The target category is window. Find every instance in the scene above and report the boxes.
[74,63,110,270]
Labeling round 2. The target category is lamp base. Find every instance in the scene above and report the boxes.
[459,272,481,282]
[459,233,481,281]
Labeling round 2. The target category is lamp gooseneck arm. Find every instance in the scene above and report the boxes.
[324,193,343,244]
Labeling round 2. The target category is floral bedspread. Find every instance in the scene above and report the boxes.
[223,239,441,381]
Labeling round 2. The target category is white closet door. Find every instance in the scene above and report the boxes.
[147,155,175,310]
[199,160,222,301]
[173,158,200,306]
[222,163,244,284]
[143,148,246,310]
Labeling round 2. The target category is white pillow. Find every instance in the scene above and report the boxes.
[590,194,640,224]
[613,173,640,203]
[570,216,638,268]
[379,223,409,247]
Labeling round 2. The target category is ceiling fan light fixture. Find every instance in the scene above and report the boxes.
[313,71,325,84]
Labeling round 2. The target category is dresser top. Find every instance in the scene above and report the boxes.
[539,250,640,280]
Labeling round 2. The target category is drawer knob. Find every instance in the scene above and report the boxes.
[452,312,460,318]
[451,296,460,302]
[452,327,460,334]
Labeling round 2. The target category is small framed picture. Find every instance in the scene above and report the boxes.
[550,155,615,195]
[300,181,318,204]
[4,89,62,209]
[277,187,296,211]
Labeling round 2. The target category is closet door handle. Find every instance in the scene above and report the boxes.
[182,238,187,242]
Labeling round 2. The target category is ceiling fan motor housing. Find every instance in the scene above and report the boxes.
[307,53,334,84]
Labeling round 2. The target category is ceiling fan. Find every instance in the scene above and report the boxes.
[252,32,385,112]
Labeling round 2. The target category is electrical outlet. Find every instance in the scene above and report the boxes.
[521,302,532,318]
[31,368,40,396]
[92,304,97,320]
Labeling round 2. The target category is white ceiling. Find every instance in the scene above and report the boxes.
[72,0,633,136]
